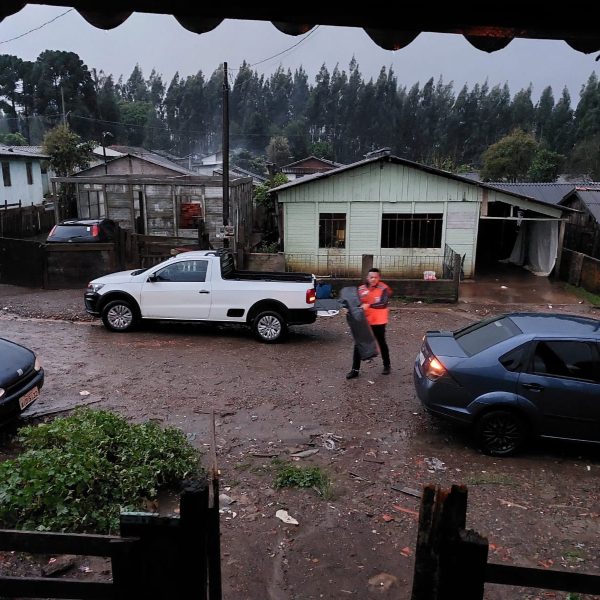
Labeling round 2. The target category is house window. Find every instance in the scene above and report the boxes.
[1,162,10,187]
[26,161,33,185]
[319,213,346,248]
[381,213,443,248]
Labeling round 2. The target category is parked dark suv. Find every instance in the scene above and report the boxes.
[414,313,600,456]
[0,337,44,424]
[46,218,118,243]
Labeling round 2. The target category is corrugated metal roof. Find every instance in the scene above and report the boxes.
[0,145,48,159]
[486,183,580,205]
[575,190,600,223]
[107,145,195,174]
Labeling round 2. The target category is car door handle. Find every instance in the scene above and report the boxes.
[522,383,544,391]
[199,290,210,294]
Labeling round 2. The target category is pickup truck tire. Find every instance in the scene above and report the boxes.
[102,299,138,332]
[253,310,287,343]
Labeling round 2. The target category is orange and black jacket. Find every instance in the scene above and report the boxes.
[358,282,393,325]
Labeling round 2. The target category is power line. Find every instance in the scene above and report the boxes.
[230,26,320,72]
[0,8,74,45]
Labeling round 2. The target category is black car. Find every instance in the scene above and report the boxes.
[46,218,119,243]
[0,338,44,424]
[414,313,600,456]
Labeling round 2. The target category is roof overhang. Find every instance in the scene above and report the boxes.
[2,4,599,53]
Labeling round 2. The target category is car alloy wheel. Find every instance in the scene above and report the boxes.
[254,311,286,343]
[102,300,137,332]
[476,410,527,457]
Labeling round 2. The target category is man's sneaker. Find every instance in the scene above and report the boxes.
[382,366,391,375]
[346,369,359,379]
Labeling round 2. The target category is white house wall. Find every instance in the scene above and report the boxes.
[1,159,44,206]
[280,161,480,277]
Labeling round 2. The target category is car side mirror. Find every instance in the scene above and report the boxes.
[148,274,158,283]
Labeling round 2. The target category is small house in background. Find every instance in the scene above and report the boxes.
[53,145,254,249]
[54,173,253,249]
[0,145,49,206]
[270,154,568,279]
[280,156,342,181]
[560,185,600,259]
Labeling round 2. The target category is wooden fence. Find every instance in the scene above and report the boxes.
[559,247,600,296]
[0,477,221,599]
[0,203,54,238]
[411,485,600,599]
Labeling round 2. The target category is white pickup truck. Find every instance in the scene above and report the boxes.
[84,250,317,343]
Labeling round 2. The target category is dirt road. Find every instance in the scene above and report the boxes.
[1,291,599,599]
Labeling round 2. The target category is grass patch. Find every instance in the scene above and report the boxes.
[0,409,201,533]
[563,549,585,562]
[233,461,252,472]
[465,473,515,486]
[274,461,331,498]
[564,283,600,307]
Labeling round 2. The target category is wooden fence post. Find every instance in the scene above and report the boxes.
[180,477,210,599]
[208,474,222,600]
[361,254,373,279]
[411,485,488,600]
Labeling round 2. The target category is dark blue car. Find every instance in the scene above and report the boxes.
[414,313,600,456]
[0,338,44,425]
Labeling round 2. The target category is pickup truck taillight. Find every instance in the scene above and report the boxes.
[306,288,316,304]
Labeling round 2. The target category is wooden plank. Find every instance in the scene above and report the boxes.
[0,576,114,599]
[180,478,209,600]
[0,529,134,556]
[486,563,600,595]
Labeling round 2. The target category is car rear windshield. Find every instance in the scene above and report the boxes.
[51,225,95,238]
[454,316,522,356]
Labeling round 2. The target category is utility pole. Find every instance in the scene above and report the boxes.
[222,62,230,248]
[102,131,113,174]
[61,87,66,125]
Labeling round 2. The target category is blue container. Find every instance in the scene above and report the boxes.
[316,283,333,299]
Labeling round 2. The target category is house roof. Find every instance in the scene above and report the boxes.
[0,145,48,159]
[281,156,342,170]
[85,145,195,175]
[213,166,267,184]
[485,182,580,205]
[3,4,598,53]
[562,188,600,224]
[270,154,571,217]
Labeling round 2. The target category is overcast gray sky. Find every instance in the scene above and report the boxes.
[1,5,598,103]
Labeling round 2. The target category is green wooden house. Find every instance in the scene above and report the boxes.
[271,154,567,279]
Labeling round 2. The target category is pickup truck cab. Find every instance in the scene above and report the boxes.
[85,250,317,343]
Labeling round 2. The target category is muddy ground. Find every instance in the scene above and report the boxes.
[0,283,599,599]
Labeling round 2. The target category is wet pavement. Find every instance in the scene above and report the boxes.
[460,263,581,306]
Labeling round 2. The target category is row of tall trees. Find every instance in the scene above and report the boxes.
[1,50,600,178]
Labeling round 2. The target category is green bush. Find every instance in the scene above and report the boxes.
[0,409,200,533]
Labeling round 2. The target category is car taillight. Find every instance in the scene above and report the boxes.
[423,355,447,381]
[306,288,316,304]
[91,224,100,237]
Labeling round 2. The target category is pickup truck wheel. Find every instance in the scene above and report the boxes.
[102,300,137,332]
[253,311,287,343]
